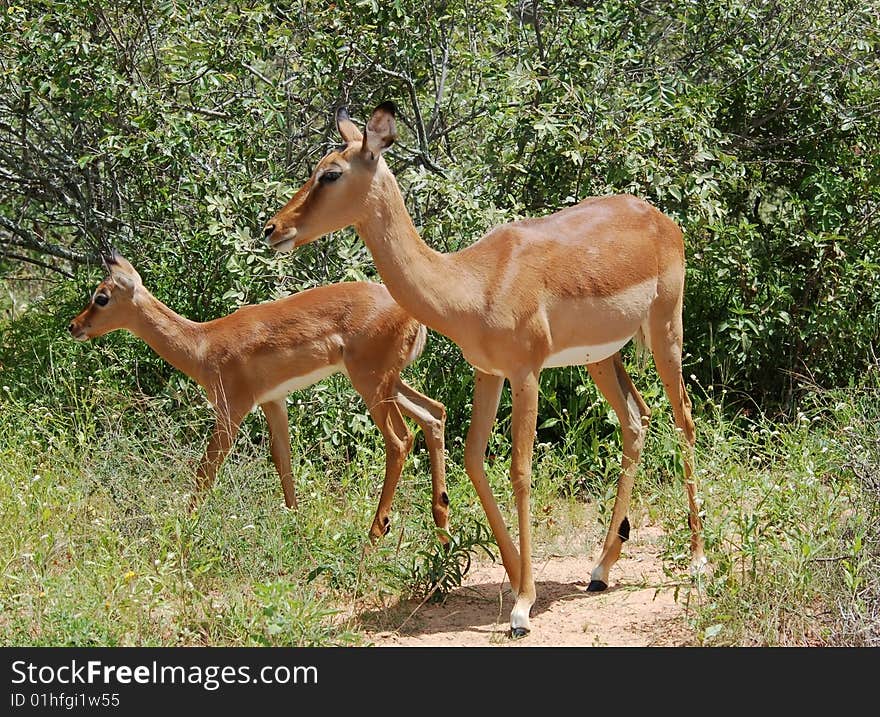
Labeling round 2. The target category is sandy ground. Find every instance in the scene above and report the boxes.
[361,524,697,647]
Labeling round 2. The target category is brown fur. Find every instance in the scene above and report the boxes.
[68,254,449,542]
[264,103,707,634]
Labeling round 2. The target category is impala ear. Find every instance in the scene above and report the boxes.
[100,249,117,272]
[362,101,397,160]
[336,106,363,143]
[105,252,142,292]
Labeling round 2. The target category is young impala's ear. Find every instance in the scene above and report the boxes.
[336,106,363,143]
[362,101,397,161]
[101,250,115,273]
[105,252,142,292]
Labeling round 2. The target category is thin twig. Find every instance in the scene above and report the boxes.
[355,50,447,177]
[0,219,94,264]
[242,61,273,87]
[807,556,851,563]
[395,583,442,633]
[0,251,75,279]
[168,103,231,120]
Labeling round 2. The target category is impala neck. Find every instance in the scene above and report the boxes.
[127,289,205,380]
[355,169,476,336]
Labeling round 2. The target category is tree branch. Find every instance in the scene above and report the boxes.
[0,250,75,279]
[0,218,95,264]
[242,61,273,87]
[357,51,447,177]
[169,102,232,120]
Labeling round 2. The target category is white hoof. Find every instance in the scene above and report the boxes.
[690,554,712,582]
[510,596,532,637]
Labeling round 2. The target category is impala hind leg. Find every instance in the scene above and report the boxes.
[369,400,413,541]
[260,399,297,508]
[650,319,707,575]
[463,371,521,594]
[394,379,450,542]
[189,406,246,512]
[354,377,413,542]
[586,353,652,591]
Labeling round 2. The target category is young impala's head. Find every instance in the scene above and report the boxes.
[263,102,397,252]
[68,252,143,341]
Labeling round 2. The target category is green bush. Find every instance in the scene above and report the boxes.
[2,0,877,425]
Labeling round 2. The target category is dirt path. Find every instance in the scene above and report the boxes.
[362,525,697,647]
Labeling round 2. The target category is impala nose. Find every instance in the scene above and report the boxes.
[266,226,298,251]
[67,323,75,334]
[263,224,275,242]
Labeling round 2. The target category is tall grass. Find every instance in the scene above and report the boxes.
[1,359,878,646]
[654,376,880,645]
[0,379,455,646]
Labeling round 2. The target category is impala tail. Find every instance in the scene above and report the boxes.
[406,323,428,367]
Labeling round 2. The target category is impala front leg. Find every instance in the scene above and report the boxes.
[463,370,521,591]
[261,399,297,509]
[189,408,244,512]
[508,371,540,637]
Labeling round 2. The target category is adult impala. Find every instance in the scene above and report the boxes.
[264,102,707,637]
[68,252,449,542]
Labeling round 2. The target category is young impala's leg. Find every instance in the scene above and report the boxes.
[585,353,652,591]
[393,379,450,542]
[260,399,296,509]
[189,404,246,511]
[649,313,707,574]
[463,370,521,592]
[347,364,414,541]
[367,396,413,541]
[507,370,541,637]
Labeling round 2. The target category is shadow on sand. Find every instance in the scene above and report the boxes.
[358,576,629,641]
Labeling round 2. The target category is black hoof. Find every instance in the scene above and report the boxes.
[510,627,529,639]
[587,580,608,592]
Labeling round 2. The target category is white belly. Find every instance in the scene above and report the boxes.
[254,364,344,405]
[543,338,631,368]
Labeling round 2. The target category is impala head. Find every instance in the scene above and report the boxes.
[264,101,397,251]
[68,251,143,341]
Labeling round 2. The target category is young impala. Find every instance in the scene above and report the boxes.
[263,102,708,637]
[68,252,449,542]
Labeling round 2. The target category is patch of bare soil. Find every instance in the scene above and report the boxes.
[361,525,697,647]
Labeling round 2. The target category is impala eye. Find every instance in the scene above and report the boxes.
[319,170,342,184]
[94,294,109,307]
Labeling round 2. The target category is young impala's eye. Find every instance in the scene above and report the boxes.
[319,170,342,184]
[94,294,109,307]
